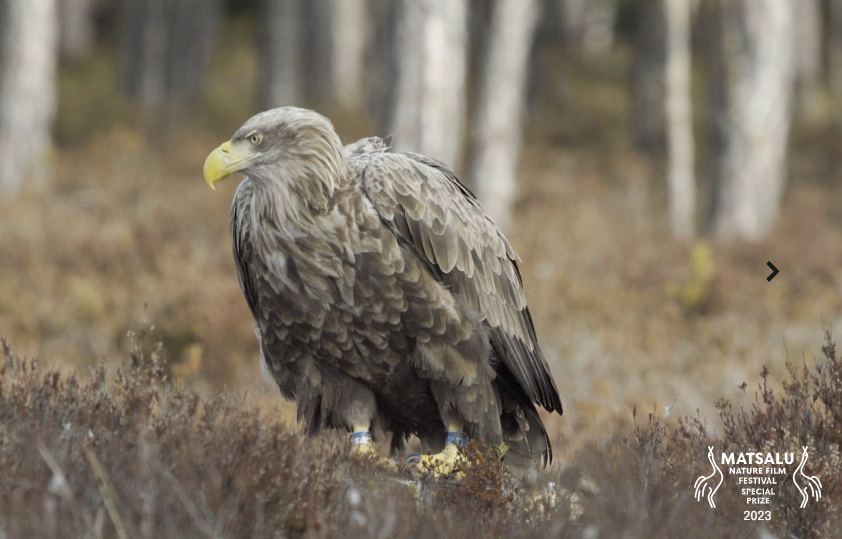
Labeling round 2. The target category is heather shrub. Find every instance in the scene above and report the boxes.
[1,328,840,538]
[709,328,842,538]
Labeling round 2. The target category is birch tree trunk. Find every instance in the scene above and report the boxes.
[469,0,539,229]
[301,0,366,110]
[794,0,823,123]
[826,0,842,96]
[631,0,666,154]
[58,0,95,61]
[120,0,221,115]
[330,0,367,110]
[581,0,618,56]
[368,0,400,131]
[260,0,302,108]
[556,0,588,49]
[390,0,468,168]
[711,0,796,240]
[166,0,222,101]
[663,0,695,238]
[120,0,170,112]
[0,0,58,196]
[302,0,334,106]
[556,0,618,55]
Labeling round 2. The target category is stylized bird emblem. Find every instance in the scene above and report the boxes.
[793,446,822,508]
[694,446,724,508]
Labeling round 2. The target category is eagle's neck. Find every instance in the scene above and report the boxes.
[249,166,357,227]
[245,166,363,248]
[250,146,351,220]
[239,173,365,300]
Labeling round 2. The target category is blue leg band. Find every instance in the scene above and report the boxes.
[445,431,469,446]
[351,431,372,446]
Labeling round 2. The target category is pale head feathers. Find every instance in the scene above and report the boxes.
[233,107,349,215]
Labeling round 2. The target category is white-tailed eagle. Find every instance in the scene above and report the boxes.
[203,107,561,474]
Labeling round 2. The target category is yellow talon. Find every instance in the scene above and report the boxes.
[351,442,375,455]
[414,442,467,478]
[407,424,469,478]
[349,429,397,471]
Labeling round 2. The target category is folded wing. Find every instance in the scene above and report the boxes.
[359,149,562,414]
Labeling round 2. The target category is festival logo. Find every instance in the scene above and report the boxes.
[694,446,724,508]
[693,445,822,519]
[793,446,822,508]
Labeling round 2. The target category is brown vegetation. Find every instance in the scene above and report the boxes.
[3,326,840,537]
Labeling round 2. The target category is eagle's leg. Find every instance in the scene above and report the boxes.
[416,422,468,476]
[349,425,374,455]
[349,425,398,471]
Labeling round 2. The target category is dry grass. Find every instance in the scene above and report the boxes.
[3,328,841,537]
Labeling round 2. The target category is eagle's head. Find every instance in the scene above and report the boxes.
[203,107,347,212]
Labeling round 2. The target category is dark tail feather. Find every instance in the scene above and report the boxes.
[500,397,550,461]
[494,359,553,474]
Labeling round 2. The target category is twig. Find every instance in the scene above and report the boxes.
[38,443,102,539]
[84,446,134,539]
[157,465,218,538]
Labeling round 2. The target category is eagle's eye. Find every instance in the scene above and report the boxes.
[247,132,263,146]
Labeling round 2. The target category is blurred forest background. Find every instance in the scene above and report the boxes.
[1,0,841,457]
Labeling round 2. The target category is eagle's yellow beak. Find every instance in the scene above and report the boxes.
[203,140,258,190]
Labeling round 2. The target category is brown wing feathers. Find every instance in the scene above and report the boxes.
[361,150,562,414]
[231,186,259,319]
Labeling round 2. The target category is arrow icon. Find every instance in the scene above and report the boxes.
[766,261,779,282]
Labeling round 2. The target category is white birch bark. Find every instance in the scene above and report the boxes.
[794,0,823,122]
[260,0,302,107]
[664,0,695,238]
[713,0,797,240]
[391,0,468,168]
[0,0,58,196]
[470,0,539,229]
